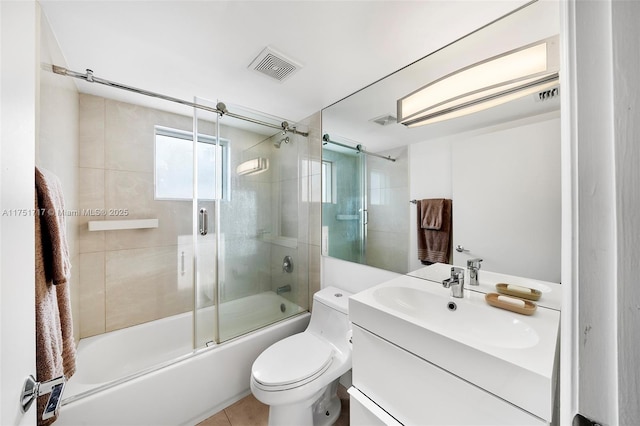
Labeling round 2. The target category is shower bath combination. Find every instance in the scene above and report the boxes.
[45,66,313,426]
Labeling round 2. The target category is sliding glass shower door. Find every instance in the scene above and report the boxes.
[192,97,221,348]
[321,145,367,263]
[193,100,308,347]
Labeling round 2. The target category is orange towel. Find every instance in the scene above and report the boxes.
[35,167,76,425]
[417,199,452,264]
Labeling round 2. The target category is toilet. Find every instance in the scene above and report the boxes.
[250,286,352,426]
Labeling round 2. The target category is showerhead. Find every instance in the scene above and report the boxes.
[274,136,289,149]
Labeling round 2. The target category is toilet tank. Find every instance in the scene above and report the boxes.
[307,287,352,352]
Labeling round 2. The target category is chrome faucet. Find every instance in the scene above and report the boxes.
[467,258,483,286]
[442,267,465,298]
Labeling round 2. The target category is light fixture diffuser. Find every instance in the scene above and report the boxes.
[397,36,559,127]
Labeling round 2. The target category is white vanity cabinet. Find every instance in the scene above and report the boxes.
[350,325,546,426]
[347,274,560,426]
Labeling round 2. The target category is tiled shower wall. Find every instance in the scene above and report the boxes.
[266,112,322,312]
[77,94,321,338]
[366,146,409,273]
[77,94,270,337]
[78,95,199,337]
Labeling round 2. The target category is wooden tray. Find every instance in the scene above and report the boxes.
[485,293,537,315]
[495,283,542,301]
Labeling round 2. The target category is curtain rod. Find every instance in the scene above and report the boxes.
[51,65,308,137]
[321,134,396,162]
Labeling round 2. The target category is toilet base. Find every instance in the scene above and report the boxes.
[266,379,341,426]
[312,380,341,426]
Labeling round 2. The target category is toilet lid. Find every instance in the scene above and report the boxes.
[252,333,333,387]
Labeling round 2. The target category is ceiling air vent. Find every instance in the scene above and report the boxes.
[534,86,560,102]
[371,114,397,126]
[249,46,302,82]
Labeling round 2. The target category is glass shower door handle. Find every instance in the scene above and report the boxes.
[199,208,208,235]
[360,209,368,225]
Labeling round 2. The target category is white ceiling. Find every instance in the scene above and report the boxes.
[39,0,531,126]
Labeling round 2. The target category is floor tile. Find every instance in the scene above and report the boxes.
[197,410,231,426]
[334,385,350,426]
[224,394,269,426]
[198,385,350,426]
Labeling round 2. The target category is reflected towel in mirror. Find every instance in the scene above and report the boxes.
[420,198,444,230]
[417,198,452,264]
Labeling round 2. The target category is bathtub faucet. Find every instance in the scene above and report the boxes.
[276,285,291,295]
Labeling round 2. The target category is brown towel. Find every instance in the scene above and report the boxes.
[417,199,452,264]
[35,167,76,425]
[420,198,444,230]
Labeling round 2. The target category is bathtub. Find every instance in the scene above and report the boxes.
[57,291,310,426]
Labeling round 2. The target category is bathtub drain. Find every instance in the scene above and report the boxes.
[280,303,286,313]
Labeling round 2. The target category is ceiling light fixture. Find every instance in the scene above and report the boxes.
[397,36,560,127]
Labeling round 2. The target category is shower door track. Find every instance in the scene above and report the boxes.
[322,134,396,162]
[50,65,309,137]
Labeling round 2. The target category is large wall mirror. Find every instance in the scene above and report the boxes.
[321,1,561,284]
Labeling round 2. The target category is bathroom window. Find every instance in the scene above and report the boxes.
[321,160,335,204]
[154,126,229,200]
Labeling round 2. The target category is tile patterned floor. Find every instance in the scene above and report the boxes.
[197,385,350,426]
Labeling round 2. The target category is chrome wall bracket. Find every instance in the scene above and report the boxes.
[21,376,38,413]
[21,375,65,419]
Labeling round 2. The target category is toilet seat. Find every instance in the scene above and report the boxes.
[252,333,333,391]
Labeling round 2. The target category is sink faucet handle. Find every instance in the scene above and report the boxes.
[451,266,464,278]
[467,258,483,286]
[467,258,483,269]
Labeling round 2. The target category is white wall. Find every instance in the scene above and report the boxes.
[612,2,640,422]
[0,1,38,425]
[565,0,640,424]
[408,115,561,282]
[571,1,619,424]
[38,13,80,342]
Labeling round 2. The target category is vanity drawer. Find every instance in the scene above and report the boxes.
[349,386,403,426]
[352,325,546,425]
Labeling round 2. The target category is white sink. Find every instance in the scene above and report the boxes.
[373,286,540,349]
[349,275,560,422]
